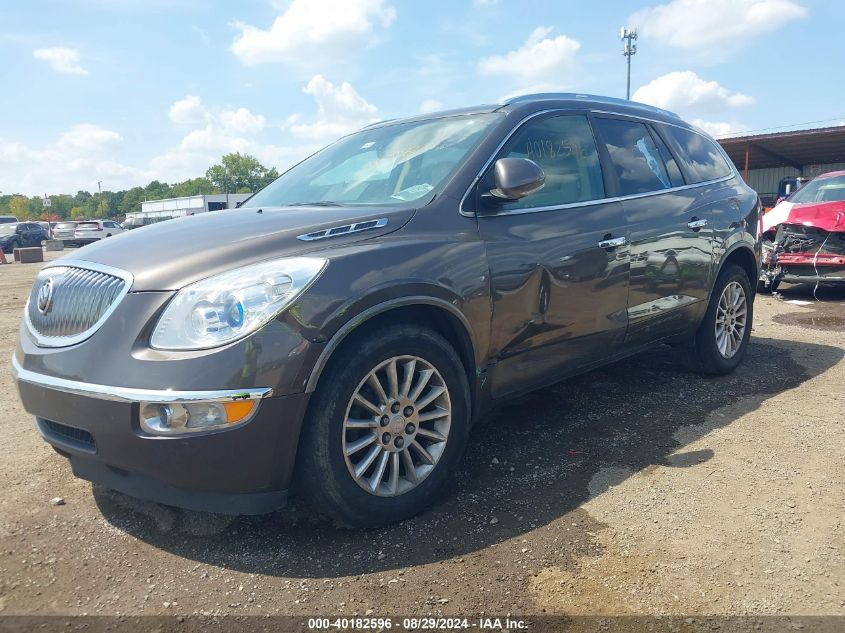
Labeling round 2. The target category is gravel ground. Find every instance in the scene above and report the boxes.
[0,252,843,625]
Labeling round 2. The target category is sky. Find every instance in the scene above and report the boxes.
[1,0,843,196]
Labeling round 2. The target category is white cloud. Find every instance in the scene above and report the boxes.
[230,0,396,67]
[287,75,379,141]
[632,71,755,112]
[2,87,375,195]
[152,98,298,182]
[219,107,266,135]
[691,119,749,138]
[168,95,208,127]
[630,0,807,51]
[0,125,151,195]
[477,26,580,87]
[32,47,88,75]
[419,99,443,114]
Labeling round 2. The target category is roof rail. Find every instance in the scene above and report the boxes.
[501,93,680,119]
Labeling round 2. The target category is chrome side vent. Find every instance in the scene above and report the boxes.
[297,218,388,242]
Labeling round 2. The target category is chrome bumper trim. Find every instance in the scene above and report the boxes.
[10,354,273,403]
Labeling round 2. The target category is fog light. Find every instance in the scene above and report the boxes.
[139,399,257,435]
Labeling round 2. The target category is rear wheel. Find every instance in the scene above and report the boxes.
[684,264,753,375]
[296,324,470,527]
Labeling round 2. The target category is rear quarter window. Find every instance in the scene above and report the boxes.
[662,125,733,183]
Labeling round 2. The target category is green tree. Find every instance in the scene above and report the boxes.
[9,195,30,219]
[169,177,217,198]
[206,153,278,193]
[119,187,145,216]
[144,180,171,200]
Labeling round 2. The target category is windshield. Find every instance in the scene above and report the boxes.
[247,113,501,208]
[789,174,845,204]
[0,223,18,236]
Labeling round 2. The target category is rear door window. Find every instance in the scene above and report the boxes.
[492,114,606,210]
[593,117,674,196]
[650,128,685,187]
[661,125,733,183]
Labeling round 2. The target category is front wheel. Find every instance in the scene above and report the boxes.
[296,324,470,527]
[684,264,753,375]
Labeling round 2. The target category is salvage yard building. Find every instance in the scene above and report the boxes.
[718,125,845,207]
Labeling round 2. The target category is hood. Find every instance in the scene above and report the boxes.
[762,200,845,234]
[57,205,415,291]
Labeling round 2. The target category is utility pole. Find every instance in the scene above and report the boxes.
[620,26,638,100]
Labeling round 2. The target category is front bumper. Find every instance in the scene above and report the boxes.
[13,356,311,514]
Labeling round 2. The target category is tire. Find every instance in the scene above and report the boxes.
[296,324,471,527]
[684,264,753,375]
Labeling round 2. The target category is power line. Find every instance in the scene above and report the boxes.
[720,116,845,138]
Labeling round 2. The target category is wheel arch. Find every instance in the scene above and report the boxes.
[718,243,759,291]
[305,297,479,413]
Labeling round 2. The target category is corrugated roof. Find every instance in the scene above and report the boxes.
[718,126,845,171]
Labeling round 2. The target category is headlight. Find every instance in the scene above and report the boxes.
[150,257,327,350]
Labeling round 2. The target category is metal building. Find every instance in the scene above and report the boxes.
[125,193,253,227]
[718,126,845,206]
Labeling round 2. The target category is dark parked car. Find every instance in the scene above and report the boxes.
[12,94,760,526]
[0,222,49,253]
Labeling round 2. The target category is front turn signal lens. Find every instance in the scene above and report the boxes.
[222,400,257,425]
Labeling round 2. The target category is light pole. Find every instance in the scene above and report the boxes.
[97,180,104,217]
[620,26,638,100]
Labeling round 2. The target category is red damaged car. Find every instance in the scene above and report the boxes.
[758,170,845,292]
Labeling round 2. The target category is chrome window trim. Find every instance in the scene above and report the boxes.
[460,108,738,219]
[297,217,388,241]
[24,259,135,348]
[11,354,273,403]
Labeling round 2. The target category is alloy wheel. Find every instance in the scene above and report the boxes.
[715,280,748,359]
[342,355,451,497]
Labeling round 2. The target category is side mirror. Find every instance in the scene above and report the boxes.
[489,157,545,200]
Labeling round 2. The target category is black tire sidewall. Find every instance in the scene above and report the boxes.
[297,325,470,527]
[696,264,753,374]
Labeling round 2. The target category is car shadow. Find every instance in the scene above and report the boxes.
[93,336,843,578]
[775,282,845,302]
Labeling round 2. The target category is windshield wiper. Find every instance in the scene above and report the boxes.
[285,201,343,207]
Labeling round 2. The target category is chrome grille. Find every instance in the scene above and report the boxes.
[26,262,132,347]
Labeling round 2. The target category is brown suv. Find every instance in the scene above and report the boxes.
[13,94,760,527]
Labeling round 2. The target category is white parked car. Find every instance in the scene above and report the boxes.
[73,220,125,246]
[52,221,78,243]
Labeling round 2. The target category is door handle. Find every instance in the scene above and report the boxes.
[598,235,628,249]
[687,218,708,230]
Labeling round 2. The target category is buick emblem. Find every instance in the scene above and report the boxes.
[36,278,54,314]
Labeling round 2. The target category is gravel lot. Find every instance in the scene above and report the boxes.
[0,252,843,627]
